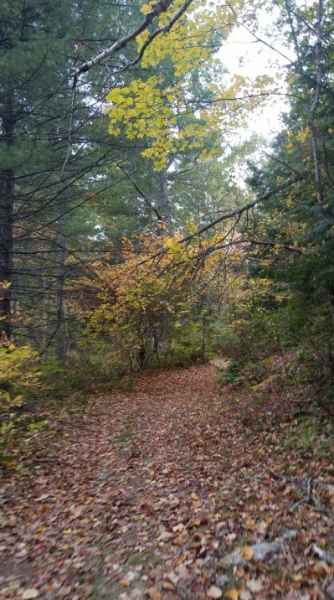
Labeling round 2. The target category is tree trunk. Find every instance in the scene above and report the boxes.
[0,94,15,339]
[55,210,67,362]
[157,171,172,229]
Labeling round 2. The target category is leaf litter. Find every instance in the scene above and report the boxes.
[1,364,334,598]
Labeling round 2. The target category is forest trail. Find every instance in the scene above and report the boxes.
[1,364,334,599]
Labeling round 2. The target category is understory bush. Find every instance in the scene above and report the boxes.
[77,233,228,372]
[41,339,129,399]
[216,269,334,412]
[0,344,41,409]
[0,343,44,468]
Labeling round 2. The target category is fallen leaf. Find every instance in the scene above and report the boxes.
[256,520,268,535]
[169,497,180,508]
[244,517,256,530]
[241,546,254,561]
[165,571,179,586]
[162,581,175,591]
[240,591,252,600]
[120,571,138,587]
[35,494,50,502]
[224,589,239,600]
[22,590,39,600]
[246,579,263,593]
[159,529,174,541]
[326,580,334,600]
[70,505,84,519]
[146,586,161,600]
[207,585,223,598]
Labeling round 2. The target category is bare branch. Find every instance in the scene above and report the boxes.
[116,165,163,221]
[227,3,294,65]
[179,175,304,245]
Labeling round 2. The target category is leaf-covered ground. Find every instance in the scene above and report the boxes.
[1,364,334,599]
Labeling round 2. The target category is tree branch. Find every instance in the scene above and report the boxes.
[179,175,304,245]
[117,0,195,73]
[74,0,193,79]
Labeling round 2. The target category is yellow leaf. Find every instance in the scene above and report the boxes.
[224,589,239,600]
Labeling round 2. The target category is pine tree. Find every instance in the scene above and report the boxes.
[0,0,144,353]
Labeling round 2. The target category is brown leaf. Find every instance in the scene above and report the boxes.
[162,581,175,591]
[241,546,254,561]
[244,517,256,531]
[146,586,161,600]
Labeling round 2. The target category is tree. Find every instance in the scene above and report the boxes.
[0,0,146,353]
[83,228,235,369]
[233,0,334,386]
[104,0,273,231]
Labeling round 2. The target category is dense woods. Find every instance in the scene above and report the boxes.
[2,0,334,414]
[2,0,334,598]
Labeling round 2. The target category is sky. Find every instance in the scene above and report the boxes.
[212,4,295,183]
[218,5,293,142]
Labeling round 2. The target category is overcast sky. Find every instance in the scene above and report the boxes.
[219,5,293,142]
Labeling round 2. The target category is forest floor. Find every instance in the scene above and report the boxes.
[1,364,334,600]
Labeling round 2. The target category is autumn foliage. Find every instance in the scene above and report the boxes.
[81,231,234,369]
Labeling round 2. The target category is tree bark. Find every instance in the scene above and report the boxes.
[309,0,324,205]
[55,211,67,362]
[0,94,15,339]
[157,171,172,229]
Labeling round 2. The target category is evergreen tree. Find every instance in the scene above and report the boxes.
[0,0,144,353]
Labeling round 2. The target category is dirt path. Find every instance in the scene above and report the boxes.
[1,365,334,599]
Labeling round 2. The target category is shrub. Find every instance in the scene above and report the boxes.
[0,344,41,410]
[0,343,42,468]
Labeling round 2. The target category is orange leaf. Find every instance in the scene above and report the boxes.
[147,587,162,600]
[241,546,254,561]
